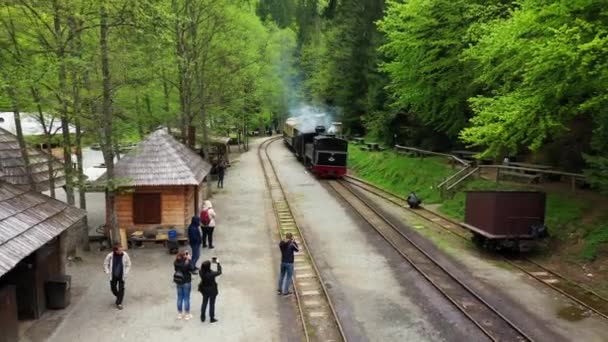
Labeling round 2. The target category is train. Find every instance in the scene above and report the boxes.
[283,117,348,177]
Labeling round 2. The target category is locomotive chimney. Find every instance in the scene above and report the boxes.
[315,126,326,134]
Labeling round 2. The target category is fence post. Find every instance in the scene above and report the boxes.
[571,176,576,192]
[496,167,500,183]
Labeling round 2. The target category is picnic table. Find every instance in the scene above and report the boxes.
[352,137,365,144]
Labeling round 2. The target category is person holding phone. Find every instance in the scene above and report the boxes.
[174,251,193,320]
[198,258,222,323]
[277,233,299,295]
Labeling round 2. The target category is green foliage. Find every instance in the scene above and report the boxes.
[378,0,508,138]
[461,1,608,158]
[584,155,608,194]
[545,194,588,239]
[581,222,608,261]
[297,0,387,132]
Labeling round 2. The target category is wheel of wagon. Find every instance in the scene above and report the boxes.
[471,233,485,247]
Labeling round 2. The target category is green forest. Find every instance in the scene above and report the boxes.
[258,0,607,192]
[1,1,607,202]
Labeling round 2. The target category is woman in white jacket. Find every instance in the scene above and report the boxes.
[103,243,132,309]
[200,200,217,249]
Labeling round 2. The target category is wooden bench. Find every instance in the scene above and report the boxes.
[500,170,540,184]
[353,137,365,144]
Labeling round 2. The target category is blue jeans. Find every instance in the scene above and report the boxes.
[190,243,201,268]
[176,282,191,313]
[277,262,294,294]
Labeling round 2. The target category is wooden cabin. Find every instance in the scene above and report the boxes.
[0,127,85,340]
[100,128,211,235]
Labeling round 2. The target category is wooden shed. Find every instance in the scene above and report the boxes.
[0,181,86,337]
[99,128,212,235]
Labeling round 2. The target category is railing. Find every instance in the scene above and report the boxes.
[446,167,480,192]
[437,165,473,189]
[394,145,470,167]
[481,165,587,191]
[392,144,588,192]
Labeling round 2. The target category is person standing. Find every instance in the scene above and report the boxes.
[103,243,132,309]
[277,233,299,296]
[187,216,202,271]
[198,259,222,323]
[200,200,217,249]
[217,160,226,189]
[174,251,193,320]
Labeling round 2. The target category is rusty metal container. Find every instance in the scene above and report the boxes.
[464,190,546,238]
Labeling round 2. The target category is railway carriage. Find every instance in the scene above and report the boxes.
[462,190,549,252]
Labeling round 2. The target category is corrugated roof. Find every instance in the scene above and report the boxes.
[0,181,86,277]
[0,127,66,191]
[96,128,211,187]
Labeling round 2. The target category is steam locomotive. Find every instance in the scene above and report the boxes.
[283,117,348,177]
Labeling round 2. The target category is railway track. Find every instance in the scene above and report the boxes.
[342,174,608,321]
[329,179,531,341]
[258,137,347,342]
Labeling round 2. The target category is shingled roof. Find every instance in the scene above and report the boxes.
[0,181,86,277]
[105,128,211,187]
[0,127,65,191]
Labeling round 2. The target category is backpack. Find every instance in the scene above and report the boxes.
[201,209,211,226]
[173,269,185,284]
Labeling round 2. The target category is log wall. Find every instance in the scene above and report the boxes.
[116,186,194,232]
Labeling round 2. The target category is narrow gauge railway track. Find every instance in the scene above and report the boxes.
[329,180,532,342]
[259,137,347,342]
[342,174,608,321]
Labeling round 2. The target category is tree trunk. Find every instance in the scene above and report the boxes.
[30,87,56,197]
[161,67,172,132]
[7,85,35,190]
[53,0,75,205]
[100,3,119,244]
[173,0,189,144]
[69,16,89,251]
[189,0,212,196]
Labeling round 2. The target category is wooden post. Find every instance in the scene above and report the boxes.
[496,168,500,183]
[58,230,69,274]
[194,185,199,213]
[571,176,576,192]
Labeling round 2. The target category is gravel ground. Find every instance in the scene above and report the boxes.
[353,179,608,342]
[268,140,487,342]
[25,139,293,342]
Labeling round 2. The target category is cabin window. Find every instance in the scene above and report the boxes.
[133,193,161,224]
[0,117,4,123]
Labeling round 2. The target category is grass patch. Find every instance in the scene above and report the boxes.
[348,142,606,260]
[580,223,608,261]
[545,195,587,240]
[348,145,452,204]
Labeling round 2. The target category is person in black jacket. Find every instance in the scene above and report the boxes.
[277,233,299,296]
[174,251,193,320]
[198,259,222,323]
[187,216,202,271]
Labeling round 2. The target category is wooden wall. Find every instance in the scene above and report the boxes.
[116,186,195,232]
[0,285,18,342]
